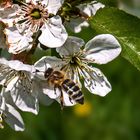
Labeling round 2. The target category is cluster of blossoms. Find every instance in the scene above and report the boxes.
[0,0,121,131]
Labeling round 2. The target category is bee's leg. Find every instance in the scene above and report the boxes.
[54,86,57,95]
[58,86,64,110]
[60,90,64,110]
[69,97,73,104]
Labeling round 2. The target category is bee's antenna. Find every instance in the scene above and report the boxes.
[43,59,48,71]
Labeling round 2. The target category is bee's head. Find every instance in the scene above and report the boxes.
[44,68,53,78]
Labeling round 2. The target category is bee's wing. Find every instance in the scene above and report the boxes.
[56,89,77,106]
[42,82,60,99]
[41,82,76,106]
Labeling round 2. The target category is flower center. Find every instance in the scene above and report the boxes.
[30,9,42,19]
[17,1,49,32]
[70,56,81,66]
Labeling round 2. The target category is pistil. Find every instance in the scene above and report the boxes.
[30,9,41,19]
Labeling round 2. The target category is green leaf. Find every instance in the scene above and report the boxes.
[89,7,140,71]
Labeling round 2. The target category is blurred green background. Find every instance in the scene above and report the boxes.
[1,0,140,140]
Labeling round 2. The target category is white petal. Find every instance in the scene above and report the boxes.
[81,67,111,96]
[84,34,121,64]
[5,104,24,131]
[34,57,52,80]
[2,90,15,107]
[0,5,19,27]
[26,0,32,3]
[39,16,68,48]
[34,56,63,70]
[5,76,19,92]
[8,61,34,72]
[34,56,65,79]
[78,1,105,17]
[46,0,63,15]
[15,21,28,34]
[10,74,39,115]
[4,27,33,54]
[0,58,34,72]
[56,36,85,56]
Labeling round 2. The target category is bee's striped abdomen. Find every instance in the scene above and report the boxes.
[62,79,84,105]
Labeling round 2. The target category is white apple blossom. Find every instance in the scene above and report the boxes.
[0,58,39,114]
[57,35,122,96]
[0,0,68,49]
[56,35,121,96]
[0,94,24,131]
[65,1,105,33]
[34,34,121,107]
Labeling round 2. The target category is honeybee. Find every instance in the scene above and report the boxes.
[44,67,84,108]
